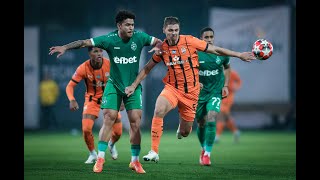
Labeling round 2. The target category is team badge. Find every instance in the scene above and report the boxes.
[216,57,221,64]
[105,72,110,78]
[131,42,137,51]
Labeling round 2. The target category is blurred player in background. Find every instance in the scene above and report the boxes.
[124,16,255,163]
[215,69,242,143]
[50,10,163,174]
[192,27,231,166]
[66,47,123,164]
[39,71,60,130]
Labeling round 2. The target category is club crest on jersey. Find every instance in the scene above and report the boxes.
[131,42,137,51]
[181,47,186,54]
[171,50,176,54]
[105,72,110,77]
[216,57,221,64]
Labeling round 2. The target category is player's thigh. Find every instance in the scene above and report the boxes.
[177,90,199,122]
[206,95,222,113]
[123,85,142,111]
[196,101,207,123]
[101,82,123,110]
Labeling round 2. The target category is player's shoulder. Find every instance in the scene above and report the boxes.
[81,59,91,68]
[104,30,118,38]
[133,30,149,37]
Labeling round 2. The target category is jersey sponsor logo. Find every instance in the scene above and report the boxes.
[113,56,137,64]
[199,69,219,76]
[181,47,186,54]
[173,55,180,61]
[94,81,106,87]
[166,59,189,66]
[131,42,137,51]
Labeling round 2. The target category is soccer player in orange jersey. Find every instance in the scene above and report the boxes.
[125,16,256,162]
[215,69,242,143]
[66,47,124,164]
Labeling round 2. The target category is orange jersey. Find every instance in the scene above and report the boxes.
[153,35,208,93]
[69,58,110,103]
[223,70,242,105]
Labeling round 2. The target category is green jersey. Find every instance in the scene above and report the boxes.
[198,51,230,101]
[91,30,155,93]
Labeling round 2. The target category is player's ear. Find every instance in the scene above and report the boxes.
[162,27,165,34]
[117,23,121,29]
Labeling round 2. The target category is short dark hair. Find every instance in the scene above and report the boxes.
[163,16,180,27]
[200,27,214,37]
[88,46,94,52]
[115,10,136,24]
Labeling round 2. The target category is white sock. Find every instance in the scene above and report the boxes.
[204,151,211,157]
[90,150,97,156]
[108,140,114,148]
[131,156,139,162]
[98,151,105,158]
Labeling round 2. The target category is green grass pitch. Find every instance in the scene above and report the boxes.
[24,130,296,180]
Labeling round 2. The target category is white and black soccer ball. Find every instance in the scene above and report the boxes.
[252,39,273,60]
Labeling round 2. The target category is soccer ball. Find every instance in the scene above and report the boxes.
[252,39,273,60]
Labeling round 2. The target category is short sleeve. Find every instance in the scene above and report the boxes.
[136,31,155,46]
[91,35,110,50]
[152,53,162,63]
[72,64,85,83]
[188,36,208,52]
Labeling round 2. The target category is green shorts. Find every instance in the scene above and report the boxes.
[195,95,222,120]
[101,81,142,111]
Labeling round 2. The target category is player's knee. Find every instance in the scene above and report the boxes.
[82,125,92,133]
[154,106,167,117]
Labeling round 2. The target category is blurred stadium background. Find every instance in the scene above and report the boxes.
[24,0,296,133]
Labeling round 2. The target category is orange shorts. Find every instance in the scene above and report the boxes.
[160,84,200,121]
[220,94,234,113]
[83,100,121,119]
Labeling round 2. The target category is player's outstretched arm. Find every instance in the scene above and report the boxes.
[49,39,93,58]
[206,44,255,62]
[125,58,158,97]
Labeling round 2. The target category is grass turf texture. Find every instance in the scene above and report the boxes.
[25,130,296,180]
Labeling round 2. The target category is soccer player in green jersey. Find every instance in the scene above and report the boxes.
[49,10,162,174]
[193,27,231,166]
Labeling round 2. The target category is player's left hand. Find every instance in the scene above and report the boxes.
[125,85,136,97]
[222,86,229,99]
[149,39,163,55]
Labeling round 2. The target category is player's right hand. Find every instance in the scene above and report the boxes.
[69,100,79,111]
[49,46,67,58]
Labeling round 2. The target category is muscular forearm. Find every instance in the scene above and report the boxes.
[207,44,241,58]
[224,69,231,86]
[63,39,91,50]
[66,81,76,101]
[131,65,153,89]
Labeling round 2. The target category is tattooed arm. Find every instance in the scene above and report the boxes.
[49,39,93,58]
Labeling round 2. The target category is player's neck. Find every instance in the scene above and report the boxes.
[167,36,179,46]
[118,31,130,41]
